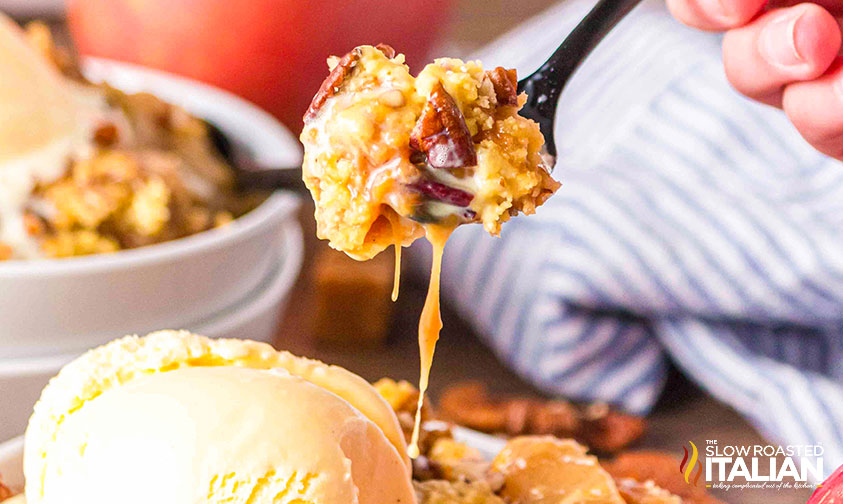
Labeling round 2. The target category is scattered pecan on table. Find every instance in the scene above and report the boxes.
[580,402,647,453]
[604,451,725,504]
[438,381,646,453]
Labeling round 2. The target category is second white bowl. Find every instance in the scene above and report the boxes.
[0,58,303,359]
[0,219,303,442]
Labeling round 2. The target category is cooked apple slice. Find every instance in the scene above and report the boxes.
[492,436,625,504]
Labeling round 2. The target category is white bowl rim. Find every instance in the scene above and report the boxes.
[0,351,71,378]
[0,436,22,464]
[0,221,302,378]
[81,57,303,168]
[192,220,303,337]
[0,192,298,278]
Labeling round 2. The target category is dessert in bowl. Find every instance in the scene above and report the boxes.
[300,44,559,456]
[21,331,414,504]
[0,17,302,359]
[301,44,558,261]
[0,332,706,504]
[1,19,264,262]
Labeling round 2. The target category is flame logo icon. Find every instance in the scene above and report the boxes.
[679,441,703,486]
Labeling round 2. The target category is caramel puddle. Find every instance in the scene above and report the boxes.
[408,224,453,458]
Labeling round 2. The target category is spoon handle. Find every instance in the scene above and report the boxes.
[518,0,645,157]
[234,165,306,192]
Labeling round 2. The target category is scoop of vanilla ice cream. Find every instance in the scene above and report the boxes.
[24,331,414,504]
[0,14,78,163]
[38,366,415,504]
[0,14,114,258]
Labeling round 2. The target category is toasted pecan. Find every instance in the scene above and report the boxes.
[409,82,477,170]
[614,478,682,504]
[303,44,397,122]
[303,48,360,122]
[532,400,580,436]
[504,398,532,435]
[93,122,119,146]
[581,404,647,453]
[412,455,444,481]
[374,43,396,59]
[487,67,518,106]
[439,381,644,453]
[604,451,724,504]
[439,381,508,432]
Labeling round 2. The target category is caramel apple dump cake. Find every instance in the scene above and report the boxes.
[373,378,693,504]
[301,44,558,261]
[0,19,261,261]
[0,378,711,504]
[301,44,560,456]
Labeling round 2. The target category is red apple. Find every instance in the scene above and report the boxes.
[67,0,451,132]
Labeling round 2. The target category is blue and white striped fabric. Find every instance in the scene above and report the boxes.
[413,0,843,478]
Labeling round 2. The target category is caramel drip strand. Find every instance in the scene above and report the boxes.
[408,224,452,458]
[389,214,402,302]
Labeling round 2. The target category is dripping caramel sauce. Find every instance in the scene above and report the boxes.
[408,223,453,458]
[388,211,403,302]
[392,244,402,302]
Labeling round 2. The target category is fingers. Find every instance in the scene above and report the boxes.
[769,0,843,16]
[666,0,767,30]
[668,0,843,159]
[783,57,843,159]
[721,3,842,106]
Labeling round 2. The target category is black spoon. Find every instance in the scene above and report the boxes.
[204,120,308,193]
[517,0,644,159]
[213,0,643,193]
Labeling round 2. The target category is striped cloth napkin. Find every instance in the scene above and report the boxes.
[414,0,843,478]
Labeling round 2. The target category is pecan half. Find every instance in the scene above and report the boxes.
[605,452,724,504]
[438,381,644,454]
[303,48,360,122]
[580,404,647,453]
[93,122,119,146]
[374,43,396,59]
[487,67,518,106]
[412,455,444,481]
[410,82,477,169]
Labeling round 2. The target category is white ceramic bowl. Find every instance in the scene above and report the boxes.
[0,58,303,360]
[0,219,303,441]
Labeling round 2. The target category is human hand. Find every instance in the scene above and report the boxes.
[667,0,843,159]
